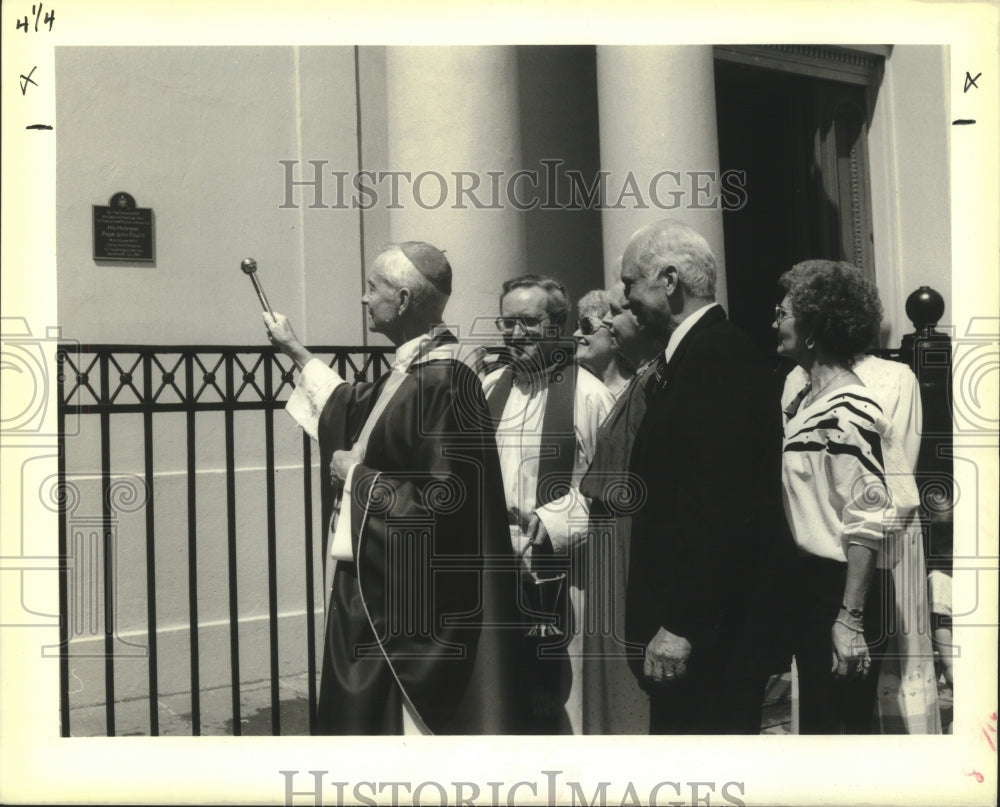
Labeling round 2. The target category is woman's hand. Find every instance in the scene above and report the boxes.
[831,616,871,680]
[834,543,877,680]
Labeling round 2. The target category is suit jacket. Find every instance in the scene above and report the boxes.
[626,305,793,683]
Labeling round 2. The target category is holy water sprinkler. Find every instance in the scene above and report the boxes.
[241,257,276,344]
[240,257,274,316]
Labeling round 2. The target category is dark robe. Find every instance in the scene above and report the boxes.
[315,331,530,734]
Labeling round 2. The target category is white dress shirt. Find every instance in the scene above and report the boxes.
[663,301,721,364]
[482,364,614,553]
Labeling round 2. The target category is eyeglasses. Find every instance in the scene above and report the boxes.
[774,305,793,324]
[576,316,610,336]
[495,315,547,332]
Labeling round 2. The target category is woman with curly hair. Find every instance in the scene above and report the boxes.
[775,260,918,733]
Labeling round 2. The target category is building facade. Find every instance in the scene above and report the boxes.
[53,44,955,732]
[57,45,952,350]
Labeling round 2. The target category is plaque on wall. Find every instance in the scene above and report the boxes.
[93,192,155,262]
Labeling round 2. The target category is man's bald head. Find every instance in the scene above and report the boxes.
[622,220,717,300]
[619,220,717,340]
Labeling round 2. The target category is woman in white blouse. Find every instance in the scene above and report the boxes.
[572,289,633,399]
[774,260,918,734]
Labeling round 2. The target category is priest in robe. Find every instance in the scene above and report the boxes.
[484,274,616,734]
[265,241,529,735]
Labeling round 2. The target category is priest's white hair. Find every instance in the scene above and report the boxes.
[376,245,449,322]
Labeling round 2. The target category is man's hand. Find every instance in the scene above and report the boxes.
[643,626,692,685]
[522,515,551,576]
[831,619,871,680]
[525,513,568,554]
[263,311,312,369]
[331,447,363,487]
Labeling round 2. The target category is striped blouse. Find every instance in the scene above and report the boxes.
[781,383,916,564]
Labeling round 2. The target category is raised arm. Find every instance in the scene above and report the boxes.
[264,311,344,441]
[263,311,314,370]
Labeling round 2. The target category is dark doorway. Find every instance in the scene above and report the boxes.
[714,58,876,367]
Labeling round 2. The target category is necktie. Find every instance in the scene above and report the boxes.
[646,353,669,401]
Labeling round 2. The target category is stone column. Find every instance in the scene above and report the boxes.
[596,46,728,308]
[385,47,527,338]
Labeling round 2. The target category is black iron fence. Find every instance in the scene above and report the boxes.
[54,288,953,737]
[56,345,393,737]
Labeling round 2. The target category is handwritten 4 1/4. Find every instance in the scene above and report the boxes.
[15,3,55,33]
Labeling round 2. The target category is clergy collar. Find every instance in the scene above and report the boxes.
[664,302,720,364]
[392,334,431,372]
[391,324,457,372]
[390,324,439,370]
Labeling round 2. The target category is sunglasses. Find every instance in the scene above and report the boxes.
[576,316,610,336]
[495,315,548,332]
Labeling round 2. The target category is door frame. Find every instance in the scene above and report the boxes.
[713,45,889,283]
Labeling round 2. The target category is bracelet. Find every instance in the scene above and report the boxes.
[840,604,864,619]
[835,618,864,633]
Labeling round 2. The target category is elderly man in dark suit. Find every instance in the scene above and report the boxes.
[621,219,791,734]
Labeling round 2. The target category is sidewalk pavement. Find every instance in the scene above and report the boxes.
[68,673,314,737]
[68,671,795,737]
[67,669,953,737]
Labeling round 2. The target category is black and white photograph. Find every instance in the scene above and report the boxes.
[1,1,997,805]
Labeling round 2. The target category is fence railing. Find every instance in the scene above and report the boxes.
[56,344,393,737]
[55,288,953,737]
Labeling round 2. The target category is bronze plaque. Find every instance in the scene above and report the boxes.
[93,192,155,262]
